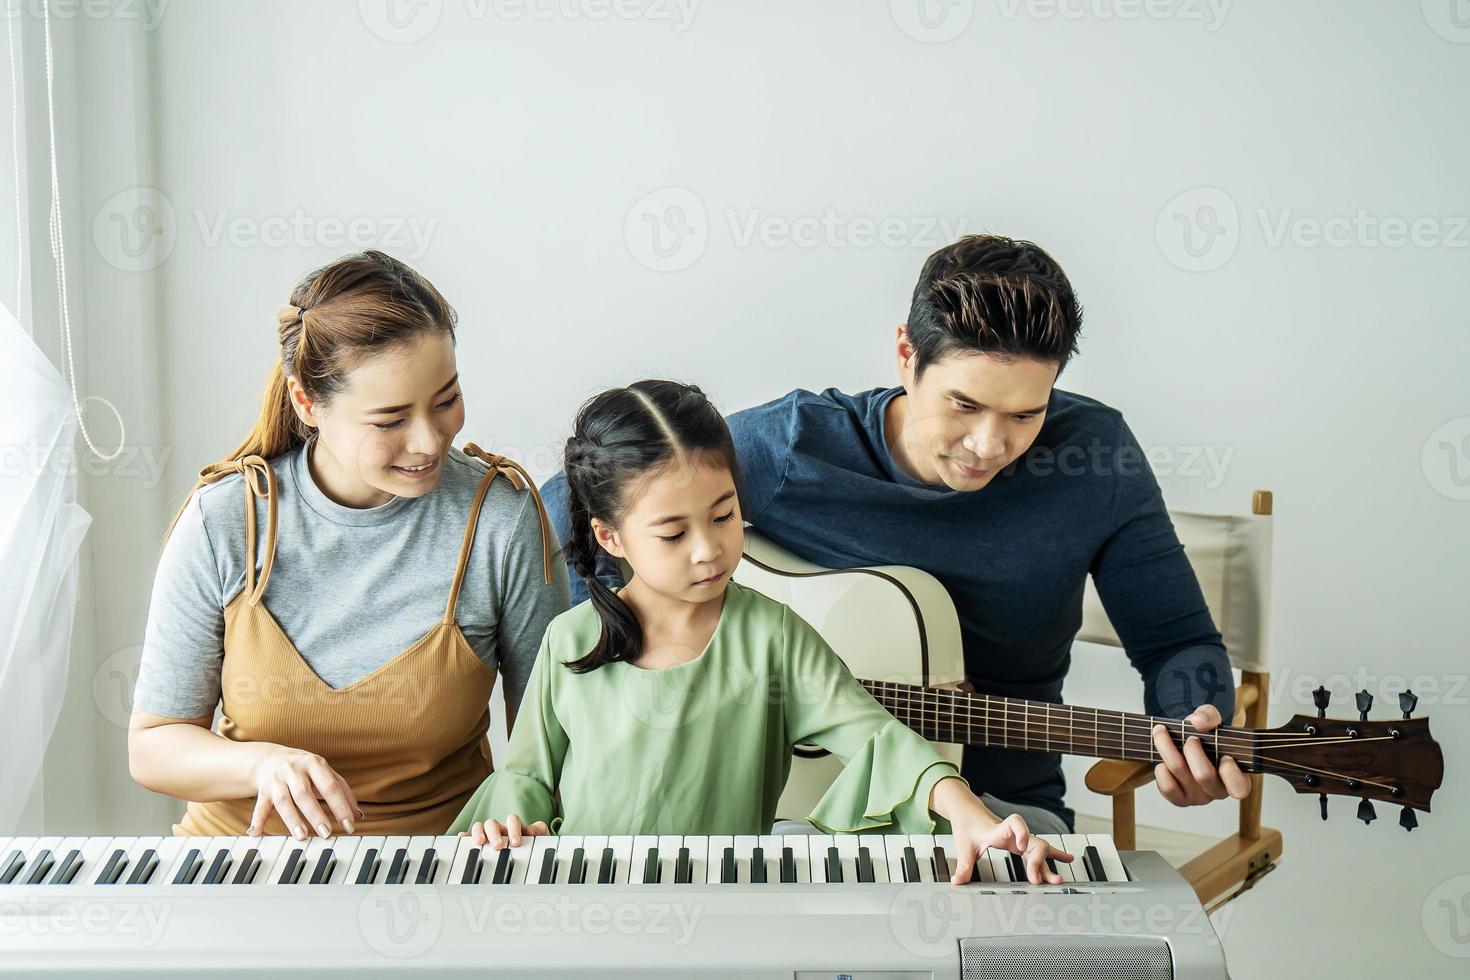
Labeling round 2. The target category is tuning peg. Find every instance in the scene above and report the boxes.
[1356,689,1373,720]
[1357,798,1377,825]
[1319,794,1328,820]
[1400,689,1418,719]
[1313,685,1331,718]
[1400,807,1418,832]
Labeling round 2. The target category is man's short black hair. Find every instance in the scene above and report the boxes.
[907,235,1083,377]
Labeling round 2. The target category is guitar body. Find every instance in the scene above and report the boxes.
[732,529,966,821]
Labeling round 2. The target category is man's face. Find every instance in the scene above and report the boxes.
[890,327,1060,491]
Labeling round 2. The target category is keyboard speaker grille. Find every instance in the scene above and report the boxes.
[959,935,1172,979]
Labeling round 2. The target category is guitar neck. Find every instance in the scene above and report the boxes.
[860,678,1260,769]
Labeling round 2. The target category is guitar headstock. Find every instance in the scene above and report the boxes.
[1255,687,1444,829]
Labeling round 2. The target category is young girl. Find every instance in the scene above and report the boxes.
[449,380,1071,885]
[130,250,569,840]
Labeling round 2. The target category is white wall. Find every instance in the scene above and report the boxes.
[25,1,1469,976]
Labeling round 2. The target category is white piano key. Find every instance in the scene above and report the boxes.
[84,837,134,885]
[732,835,758,885]
[580,835,609,884]
[988,846,1016,883]
[755,834,783,884]
[606,835,634,885]
[680,836,707,884]
[15,837,61,885]
[808,834,836,883]
[1039,834,1077,881]
[704,835,733,884]
[973,846,997,883]
[42,836,105,885]
[655,835,682,885]
[781,834,811,883]
[528,835,568,884]
[449,836,483,885]
[348,836,388,885]
[264,839,313,885]
[833,834,861,884]
[1086,834,1128,882]
[632,835,661,883]
[1061,834,1091,881]
[882,835,911,882]
[554,835,587,884]
[931,834,957,884]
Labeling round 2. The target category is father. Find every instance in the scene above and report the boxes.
[542,235,1248,832]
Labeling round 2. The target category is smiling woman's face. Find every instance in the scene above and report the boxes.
[289,331,466,508]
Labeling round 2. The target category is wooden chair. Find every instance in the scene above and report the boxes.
[1077,489,1281,910]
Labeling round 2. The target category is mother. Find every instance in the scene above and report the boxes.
[128,250,568,840]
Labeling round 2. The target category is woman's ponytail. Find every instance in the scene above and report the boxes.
[162,250,456,544]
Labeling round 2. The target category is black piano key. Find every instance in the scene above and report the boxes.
[201,849,234,885]
[857,846,875,883]
[720,847,736,884]
[537,848,558,884]
[641,846,660,884]
[931,845,951,882]
[1007,853,1026,882]
[24,850,55,885]
[492,849,512,885]
[901,846,920,883]
[460,848,482,884]
[1044,857,1058,877]
[1083,845,1105,882]
[353,848,380,885]
[125,849,158,885]
[49,849,83,885]
[385,848,409,884]
[310,849,337,884]
[96,849,128,885]
[568,847,587,885]
[172,848,202,885]
[277,848,305,885]
[414,848,438,885]
[674,847,692,884]
[597,847,615,884]
[751,846,767,884]
[824,846,842,883]
[1,850,27,884]
[232,849,261,885]
[779,846,796,884]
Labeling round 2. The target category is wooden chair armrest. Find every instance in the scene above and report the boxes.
[1231,683,1259,726]
[1084,758,1156,796]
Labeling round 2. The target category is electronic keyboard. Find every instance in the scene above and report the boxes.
[0,832,1228,978]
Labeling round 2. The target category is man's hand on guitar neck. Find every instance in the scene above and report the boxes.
[1150,704,1252,806]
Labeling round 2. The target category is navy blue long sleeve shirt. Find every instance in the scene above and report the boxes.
[541,386,1234,828]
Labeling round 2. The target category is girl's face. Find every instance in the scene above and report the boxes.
[593,456,744,605]
[290,331,465,508]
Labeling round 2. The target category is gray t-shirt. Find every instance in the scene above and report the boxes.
[135,441,570,719]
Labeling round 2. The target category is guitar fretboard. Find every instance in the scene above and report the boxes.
[860,679,1259,769]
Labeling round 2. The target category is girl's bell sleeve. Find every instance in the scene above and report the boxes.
[778,605,962,834]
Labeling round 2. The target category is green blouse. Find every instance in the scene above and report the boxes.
[448,580,960,837]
